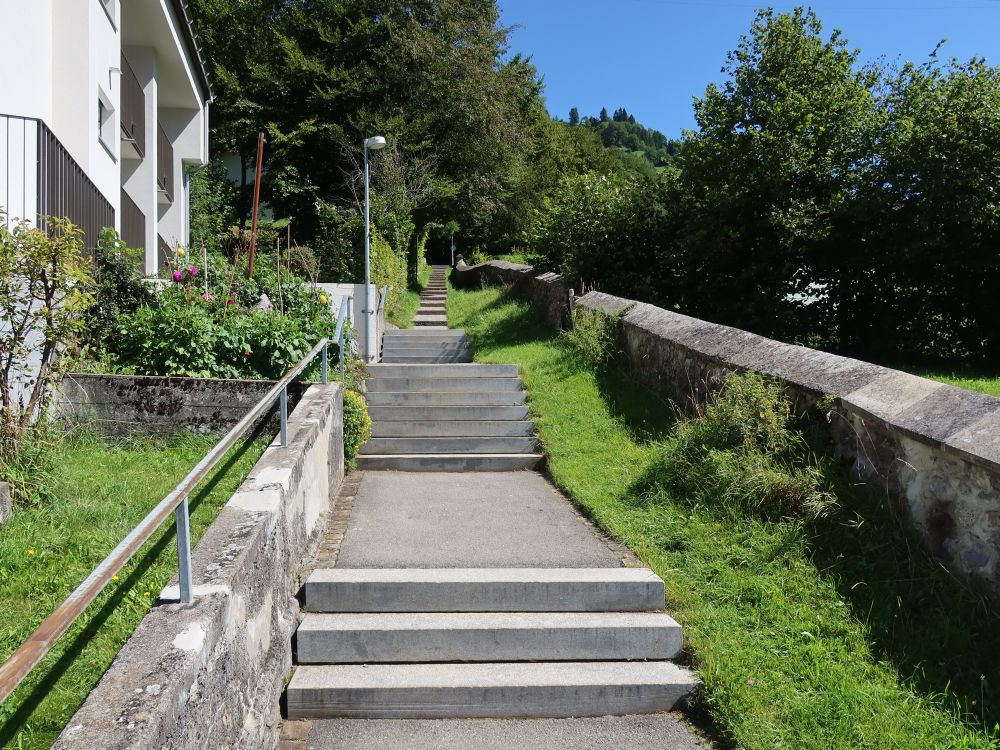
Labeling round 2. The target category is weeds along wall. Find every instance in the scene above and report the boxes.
[453,260,1000,611]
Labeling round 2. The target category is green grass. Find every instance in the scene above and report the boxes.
[387,260,434,329]
[0,431,266,749]
[918,370,1000,398]
[447,282,1000,750]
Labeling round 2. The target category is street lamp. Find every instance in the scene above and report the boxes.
[363,135,387,362]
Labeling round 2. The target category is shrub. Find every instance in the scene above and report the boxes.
[642,372,835,521]
[0,217,94,460]
[342,389,371,467]
[560,306,625,370]
[466,248,492,266]
[85,228,156,346]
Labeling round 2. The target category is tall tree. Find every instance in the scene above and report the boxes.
[568,107,580,125]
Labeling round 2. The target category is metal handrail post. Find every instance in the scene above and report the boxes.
[279,387,288,447]
[321,342,329,385]
[175,499,193,603]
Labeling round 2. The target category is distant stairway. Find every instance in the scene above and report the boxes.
[358,360,543,471]
[286,567,698,719]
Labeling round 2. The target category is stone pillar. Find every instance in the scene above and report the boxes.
[0,481,11,524]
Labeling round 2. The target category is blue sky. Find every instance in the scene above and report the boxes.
[498,0,1000,138]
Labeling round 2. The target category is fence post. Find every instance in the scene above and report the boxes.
[175,499,193,603]
[279,387,288,447]
[569,289,576,330]
[340,296,350,382]
[321,342,329,385]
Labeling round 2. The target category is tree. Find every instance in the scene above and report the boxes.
[0,218,94,459]
[675,8,880,345]
[568,107,580,125]
[599,107,609,122]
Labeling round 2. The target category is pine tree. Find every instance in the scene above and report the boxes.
[568,107,579,125]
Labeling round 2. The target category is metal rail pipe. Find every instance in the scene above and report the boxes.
[0,293,352,705]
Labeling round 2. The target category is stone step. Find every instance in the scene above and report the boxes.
[365,391,526,407]
[368,363,518,379]
[384,329,466,338]
[367,405,530,422]
[380,348,467,355]
[359,436,538,455]
[355,453,543,471]
[296,611,682,664]
[380,355,473,364]
[367,378,522,394]
[414,315,448,324]
[371,419,533,437]
[304,568,666,613]
[286,661,698,719]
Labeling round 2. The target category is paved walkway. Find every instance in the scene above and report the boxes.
[281,470,709,749]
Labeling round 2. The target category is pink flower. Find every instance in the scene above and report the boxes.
[202,292,213,301]
[172,270,183,283]
[226,299,235,306]
[188,265,198,277]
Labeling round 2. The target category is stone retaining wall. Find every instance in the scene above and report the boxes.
[451,257,572,327]
[55,373,311,436]
[465,260,1000,609]
[53,382,345,750]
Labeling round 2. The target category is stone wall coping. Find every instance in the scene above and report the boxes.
[578,290,1000,475]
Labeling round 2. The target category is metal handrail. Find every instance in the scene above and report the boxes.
[0,296,353,705]
[376,284,389,314]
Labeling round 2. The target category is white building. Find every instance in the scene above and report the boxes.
[0,0,213,275]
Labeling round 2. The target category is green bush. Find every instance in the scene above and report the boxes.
[85,228,156,347]
[342,389,371,467]
[560,306,625,370]
[466,248,492,266]
[643,372,835,521]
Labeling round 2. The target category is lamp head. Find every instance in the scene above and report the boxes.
[364,136,387,151]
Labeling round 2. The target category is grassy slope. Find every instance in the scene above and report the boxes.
[448,281,999,750]
[387,260,433,329]
[918,371,1000,398]
[0,432,266,749]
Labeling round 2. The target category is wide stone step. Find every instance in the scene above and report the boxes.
[384,329,466,338]
[371,419,533,437]
[381,355,473,364]
[369,364,517,378]
[366,391,526,407]
[286,661,698,719]
[414,316,448,326]
[367,378,522,393]
[304,568,666,613]
[296,611,682,664]
[380,345,470,355]
[355,453,542,471]
[367,405,530,422]
[360,436,538,455]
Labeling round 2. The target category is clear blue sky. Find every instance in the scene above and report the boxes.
[498,0,1000,138]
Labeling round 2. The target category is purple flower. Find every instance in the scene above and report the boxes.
[172,270,183,283]
[188,265,198,277]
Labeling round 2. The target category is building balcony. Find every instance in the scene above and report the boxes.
[119,54,145,159]
[156,123,173,204]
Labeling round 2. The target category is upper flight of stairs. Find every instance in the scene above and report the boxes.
[286,567,698,719]
[412,264,448,327]
[361,265,543,471]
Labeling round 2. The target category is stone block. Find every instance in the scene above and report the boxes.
[0,481,11,524]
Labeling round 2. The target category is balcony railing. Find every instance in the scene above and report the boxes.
[121,188,145,251]
[1,113,115,252]
[157,124,173,203]
[120,55,145,158]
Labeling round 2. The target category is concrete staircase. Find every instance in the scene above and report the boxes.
[361,266,543,471]
[286,568,698,719]
[357,361,543,471]
[412,264,448,327]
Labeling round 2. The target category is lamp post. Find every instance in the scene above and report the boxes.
[363,135,387,362]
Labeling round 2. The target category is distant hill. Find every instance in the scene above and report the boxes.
[567,106,680,167]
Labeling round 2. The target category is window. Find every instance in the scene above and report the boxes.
[99,0,117,28]
[98,93,116,160]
